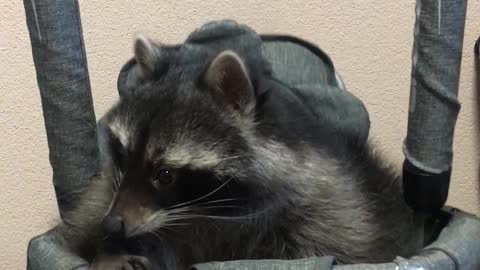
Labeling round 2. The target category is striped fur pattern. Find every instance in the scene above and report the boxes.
[54,36,419,270]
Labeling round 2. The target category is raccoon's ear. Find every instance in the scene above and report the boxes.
[203,51,255,114]
[118,36,166,97]
[134,34,162,79]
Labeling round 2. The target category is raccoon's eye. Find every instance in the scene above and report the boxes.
[151,169,176,189]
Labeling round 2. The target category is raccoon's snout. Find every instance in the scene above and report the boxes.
[102,215,126,237]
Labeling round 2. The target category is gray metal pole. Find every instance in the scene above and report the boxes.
[403,0,467,214]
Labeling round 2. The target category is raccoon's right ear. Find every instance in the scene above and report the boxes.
[203,50,255,114]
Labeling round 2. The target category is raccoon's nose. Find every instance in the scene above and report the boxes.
[102,215,125,237]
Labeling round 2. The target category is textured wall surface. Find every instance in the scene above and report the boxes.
[1,1,479,269]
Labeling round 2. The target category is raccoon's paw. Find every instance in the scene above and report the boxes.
[91,254,152,270]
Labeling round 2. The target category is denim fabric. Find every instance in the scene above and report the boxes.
[24,0,98,269]
[261,39,370,146]
[24,0,100,216]
[192,257,336,270]
[403,0,466,174]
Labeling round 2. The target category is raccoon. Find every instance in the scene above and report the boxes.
[54,35,419,270]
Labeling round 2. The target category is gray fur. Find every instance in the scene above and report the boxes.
[53,36,420,270]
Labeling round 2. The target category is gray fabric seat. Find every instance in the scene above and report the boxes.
[261,35,369,146]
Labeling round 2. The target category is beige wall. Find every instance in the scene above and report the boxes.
[1,1,479,269]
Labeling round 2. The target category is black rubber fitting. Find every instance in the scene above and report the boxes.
[403,160,451,214]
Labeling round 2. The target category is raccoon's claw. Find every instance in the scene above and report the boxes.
[91,254,152,270]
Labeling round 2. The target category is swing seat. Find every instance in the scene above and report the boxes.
[27,20,480,270]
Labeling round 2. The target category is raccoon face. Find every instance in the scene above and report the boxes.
[101,36,259,238]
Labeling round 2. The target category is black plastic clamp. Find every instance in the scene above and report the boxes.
[403,160,451,214]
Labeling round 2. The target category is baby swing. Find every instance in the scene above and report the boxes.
[24,0,480,269]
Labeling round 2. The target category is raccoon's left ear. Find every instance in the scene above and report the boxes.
[203,50,255,114]
[118,35,167,97]
[134,34,163,79]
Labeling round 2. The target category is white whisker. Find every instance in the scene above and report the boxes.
[188,205,250,212]
[192,198,245,206]
[168,177,234,209]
